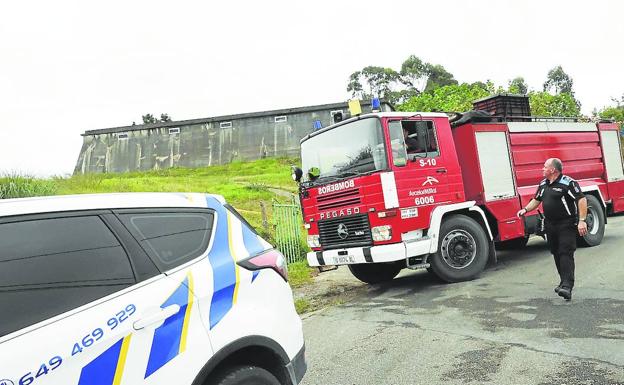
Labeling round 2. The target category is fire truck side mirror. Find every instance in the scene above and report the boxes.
[291,166,303,182]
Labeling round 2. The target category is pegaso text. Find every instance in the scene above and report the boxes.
[319,207,361,220]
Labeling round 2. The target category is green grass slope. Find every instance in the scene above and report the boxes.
[1,157,300,242]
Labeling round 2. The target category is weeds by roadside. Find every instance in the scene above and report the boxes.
[294,298,311,314]
[288,260,315,288]
[0,174,57,199]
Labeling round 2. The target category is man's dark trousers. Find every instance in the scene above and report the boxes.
[545,218,576,289]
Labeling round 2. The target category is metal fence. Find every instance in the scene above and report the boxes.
[272,196,305,264]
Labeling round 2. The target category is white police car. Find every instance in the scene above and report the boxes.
[0,193,306,385]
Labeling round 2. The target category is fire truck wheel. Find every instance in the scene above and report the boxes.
[577,194,605,247]
[495,236,529,250]
[430,214,489,283]
[348,262,403,284]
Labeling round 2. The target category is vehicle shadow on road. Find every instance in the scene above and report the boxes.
[364,240,553,296]
[334,230,620,315]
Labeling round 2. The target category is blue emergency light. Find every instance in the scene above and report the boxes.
[371,97,381,112]
[313,120,323,131]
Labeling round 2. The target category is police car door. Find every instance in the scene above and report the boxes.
[0,211,213,385]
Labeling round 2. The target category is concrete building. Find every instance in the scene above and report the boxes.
[74,101,393,174]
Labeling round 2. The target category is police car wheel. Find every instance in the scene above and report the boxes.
[577,194,605,247]
[348,262,403,284]
[430,214,489,283]
[213,365,281,385]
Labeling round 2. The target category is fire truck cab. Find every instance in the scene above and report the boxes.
[294,96,624,284]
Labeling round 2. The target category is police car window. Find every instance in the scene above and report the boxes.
[119,212,214,270]
[0,215,135,337]
[0,216,134,287]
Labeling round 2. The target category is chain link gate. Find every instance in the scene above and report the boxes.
[272,196,304,264]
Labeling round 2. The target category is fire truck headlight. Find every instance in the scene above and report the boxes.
[307,234,320,248]
[372,225,392,241]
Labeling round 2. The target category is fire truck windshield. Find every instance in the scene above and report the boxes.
[301,117,387,182]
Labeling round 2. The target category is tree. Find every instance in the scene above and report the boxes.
[528,91,580,117]
[142,114,157,124]
[141,113,172,124]
[543,66,574,95]
[508,77,528,94]
[346,55,458,104]
[600,106,624,121]
[397,82,491,113]
[423,64,458,93]
[399,55,428,98]
[398,83,582,118]
[347,66,401,102]
[597,94,624,129]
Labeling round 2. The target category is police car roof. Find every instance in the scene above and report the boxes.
[0,192,225,218]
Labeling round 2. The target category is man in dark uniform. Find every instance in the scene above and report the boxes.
[517,158,588,300]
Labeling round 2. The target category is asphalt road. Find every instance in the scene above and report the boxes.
[301,215,624,385]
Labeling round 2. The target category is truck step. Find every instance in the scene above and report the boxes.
[406,255,430,270]
[407,263,430,270]
[317,265,338,273]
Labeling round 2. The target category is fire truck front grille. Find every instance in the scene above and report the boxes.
[318,214,372,250]
[317,197,361,210]
[317,189,361,210]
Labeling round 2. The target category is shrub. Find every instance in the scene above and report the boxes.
[0,174,57,199]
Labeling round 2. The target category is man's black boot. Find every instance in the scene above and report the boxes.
[558,287,572,301]
[554,283,563,294]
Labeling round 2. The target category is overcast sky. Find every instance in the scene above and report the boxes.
[1,0,622,177]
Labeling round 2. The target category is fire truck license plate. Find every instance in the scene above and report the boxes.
[401,207,418,219]
[332,255,355,264]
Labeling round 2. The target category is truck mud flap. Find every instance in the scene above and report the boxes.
[487,241,497,266]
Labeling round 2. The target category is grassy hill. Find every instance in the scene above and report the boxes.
[0,157,300,242]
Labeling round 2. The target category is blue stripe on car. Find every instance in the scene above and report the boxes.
[205,196,237,329]
[78,337,124,385]
[144,276,192,378]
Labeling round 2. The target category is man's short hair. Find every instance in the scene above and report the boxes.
[551,158,563,172]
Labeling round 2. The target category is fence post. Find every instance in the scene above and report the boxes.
[260,201,269,235]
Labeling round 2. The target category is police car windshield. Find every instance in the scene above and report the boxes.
[301,117,387,182]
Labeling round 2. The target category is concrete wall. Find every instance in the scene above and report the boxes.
[74,102,391,174]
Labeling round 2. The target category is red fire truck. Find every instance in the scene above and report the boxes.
[292,95,624,284]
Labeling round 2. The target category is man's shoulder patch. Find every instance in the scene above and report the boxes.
[559,175,574,186]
